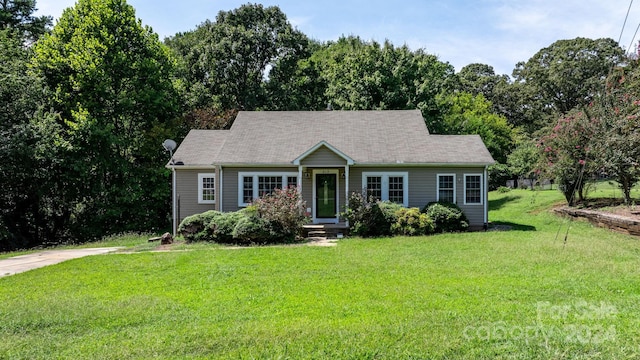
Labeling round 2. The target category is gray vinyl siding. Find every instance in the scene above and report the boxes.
[300,146,347,166]
[348,166,487,228]
[180,165,487,228]
[176,169,217,222]
[221,167,298,212]
[301,172,313,214]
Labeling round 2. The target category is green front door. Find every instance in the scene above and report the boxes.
[316,173,337,219]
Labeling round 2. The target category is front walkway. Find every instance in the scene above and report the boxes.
[0,247,122,277]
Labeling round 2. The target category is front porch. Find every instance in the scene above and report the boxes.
[302,223,349,239]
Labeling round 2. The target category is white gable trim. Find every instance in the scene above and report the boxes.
[292,141,354,165]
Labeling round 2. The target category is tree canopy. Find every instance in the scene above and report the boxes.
[0,0,51,42]
[514,37,625,118]
[0,3,58,249]
[31,0,181,240]
[166,3,308,112]
[437,92,515,163]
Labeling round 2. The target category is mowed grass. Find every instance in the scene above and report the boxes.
[1,190,639,359]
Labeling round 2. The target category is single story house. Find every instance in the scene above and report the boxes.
[167,110,495,233]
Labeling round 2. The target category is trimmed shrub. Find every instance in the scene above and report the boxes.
[209,210,247,243]
[423,202,469,233]
[391,207,434,236]
[232,215,278,244]
[342,192,392,237]
[378,201,404,226]
[177,210,222,242]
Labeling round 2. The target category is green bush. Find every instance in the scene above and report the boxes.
[210,211,247,243]
[378,201,404,226]
[423,202,469,233]
[497,186,512,193]
[177,210,222,242]
[232,215,278,244]
[391,207,434,236]
[342,192,392,237]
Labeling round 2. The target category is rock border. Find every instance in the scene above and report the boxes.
[554,207,640,236]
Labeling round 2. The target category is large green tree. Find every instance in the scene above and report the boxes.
[32,0,180,239]
[456,63,538,133]
[457,63,506,104]
[272,36,457,124]
[513,37,624,130]
[0,3,63,249]
[437,92,515,163]
[166,3,308,113]
[0,0,51,43]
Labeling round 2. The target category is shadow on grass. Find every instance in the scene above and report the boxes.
[490,221,536,232]
[489,195,523,211]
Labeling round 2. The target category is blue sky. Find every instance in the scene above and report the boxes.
[35,0,640,76]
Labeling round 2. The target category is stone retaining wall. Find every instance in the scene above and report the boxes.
[554,207,640,236]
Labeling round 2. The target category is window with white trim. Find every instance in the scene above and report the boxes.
[198,173,216,204]
[238,172,299,206]
[437,174,456,203]
[366,176,382,200]
[464,174,483,205]
[362,172,408,206]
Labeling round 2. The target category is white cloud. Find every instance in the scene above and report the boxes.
[288,16,312,29]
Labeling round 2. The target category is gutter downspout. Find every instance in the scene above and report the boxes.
[219,166,223,212]
[172,166,177,236]
[484,165,489,230]
[345,165,350,227]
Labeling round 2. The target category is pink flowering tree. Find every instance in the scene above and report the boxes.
[538,109,598,205]
[594,62,640,204]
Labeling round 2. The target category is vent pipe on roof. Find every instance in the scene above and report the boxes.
[325,102,333,111]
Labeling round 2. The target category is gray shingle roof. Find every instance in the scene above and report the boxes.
[172,130,228,166]
[173,110,495,166]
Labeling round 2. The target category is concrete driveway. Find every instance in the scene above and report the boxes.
[0,247,122,277]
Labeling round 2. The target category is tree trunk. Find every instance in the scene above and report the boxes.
[619,174,633,205]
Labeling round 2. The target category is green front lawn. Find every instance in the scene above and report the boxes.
[1,189,639,359]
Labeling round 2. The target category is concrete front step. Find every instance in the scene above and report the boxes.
[303,224,349,239]
[307,230,329,237]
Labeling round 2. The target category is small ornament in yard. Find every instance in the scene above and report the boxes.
[161,232,173,245]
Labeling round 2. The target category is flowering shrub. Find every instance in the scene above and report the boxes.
[251,186,309,241]
[538,109,597,205]
[595,63,640,204]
